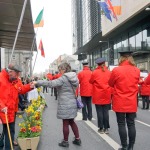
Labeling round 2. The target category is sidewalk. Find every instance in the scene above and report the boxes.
[14,93,114,150]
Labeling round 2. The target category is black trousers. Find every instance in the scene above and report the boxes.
[95,104,110,129]
[81,96,92,120]
[0,122,14,150]
[43,87,48,93]
[142,96,149,109]
[54,88,57,100]
[51,88,54,96]
[116,112,136,147]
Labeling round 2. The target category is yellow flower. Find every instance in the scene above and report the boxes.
[18,115,22,118]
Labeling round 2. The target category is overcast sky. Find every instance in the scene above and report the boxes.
[30,0,72,73]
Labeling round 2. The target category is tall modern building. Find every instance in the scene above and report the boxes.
[71,0,101,60]
[72,0,150,70]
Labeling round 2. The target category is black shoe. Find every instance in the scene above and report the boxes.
[58,140,69,147]
[98,128,104,134]
[82,118,87,121]
[127,144,134,150]
[88,118,92,121]
[104,128,109,134]
[72,138,81,146]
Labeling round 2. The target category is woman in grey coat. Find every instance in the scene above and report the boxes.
[33,63,81,147]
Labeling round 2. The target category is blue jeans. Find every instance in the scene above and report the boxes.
[81,96,92,120]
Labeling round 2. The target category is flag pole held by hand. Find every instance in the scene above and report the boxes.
[5,113,14,150]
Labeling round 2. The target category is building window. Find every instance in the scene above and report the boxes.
[122,34,128,51]
[116,40,122,52]
[129,31,136,51]
[136,27,142,51]
[143,29,150,51]
[114,43,118,59]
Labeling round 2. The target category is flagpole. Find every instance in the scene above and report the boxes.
[29,28,39,77]
[9,0,28,63]
[32,50,38,74]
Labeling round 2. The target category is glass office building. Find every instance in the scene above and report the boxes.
[71,0,101,54]
[72,0,150,71]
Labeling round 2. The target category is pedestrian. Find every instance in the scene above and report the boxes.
[0,63,34,150]
[53,71,61,100]
[78,61,93,121]
[108,51,140,150]
[33,62,81,147]
[89,58,111,134]
[42,75,48,93]
[139,70,150,110]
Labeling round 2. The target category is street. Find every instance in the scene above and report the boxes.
[15,92,150,150]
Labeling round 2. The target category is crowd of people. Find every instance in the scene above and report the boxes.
[0,50,150,150]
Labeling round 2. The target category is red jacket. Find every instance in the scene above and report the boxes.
[52,73,61,80]
[89,66,111,105]
[0,69,32,123]
[46,73,53,80]
[145,74,150,85]
[78,66,92,96]
[108,61,140,112]
[139,77,150,96]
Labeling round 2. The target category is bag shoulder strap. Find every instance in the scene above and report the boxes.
[64,75,77,99]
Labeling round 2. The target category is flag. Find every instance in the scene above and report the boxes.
[34,9,44,28]
[38,39,45,57]
[111,0,122,15]
[98,1,112,22]
[106,0,117,20]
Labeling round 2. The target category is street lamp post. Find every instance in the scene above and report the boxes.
[99,40,114,65]
[99,40,110,50]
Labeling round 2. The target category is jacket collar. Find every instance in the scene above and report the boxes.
[119,60,131,66]
[83,66,90,70]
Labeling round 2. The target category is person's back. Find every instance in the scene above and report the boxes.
[109,61,140,112]
[90,66,111,104]
[78,66,92,96]
[108,51,140,150]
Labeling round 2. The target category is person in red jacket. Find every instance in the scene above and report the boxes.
[89,58,111,134]
[145,73,150,85]
[0,63,34,150]
[78,62,93,121]
[108,51,140,150]
[139,72,150,110]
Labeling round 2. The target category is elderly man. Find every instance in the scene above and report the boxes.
[0,63,34,150]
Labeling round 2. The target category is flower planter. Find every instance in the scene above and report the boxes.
[18,136,40,150]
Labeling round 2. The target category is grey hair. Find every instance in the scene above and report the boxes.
[58,62,71,73]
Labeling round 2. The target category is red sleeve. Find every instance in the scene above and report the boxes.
[108,70,117,87]
[89,72,94,84]
[145,74,150,85]
[16,79,32,94]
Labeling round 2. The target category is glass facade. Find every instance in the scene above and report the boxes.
[112,21,150,65]
[71,0,101,54]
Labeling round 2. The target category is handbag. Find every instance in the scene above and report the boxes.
[76,97,84,109]
[65,76,84,109]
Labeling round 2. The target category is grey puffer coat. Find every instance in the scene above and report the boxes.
[36,72,79,119]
